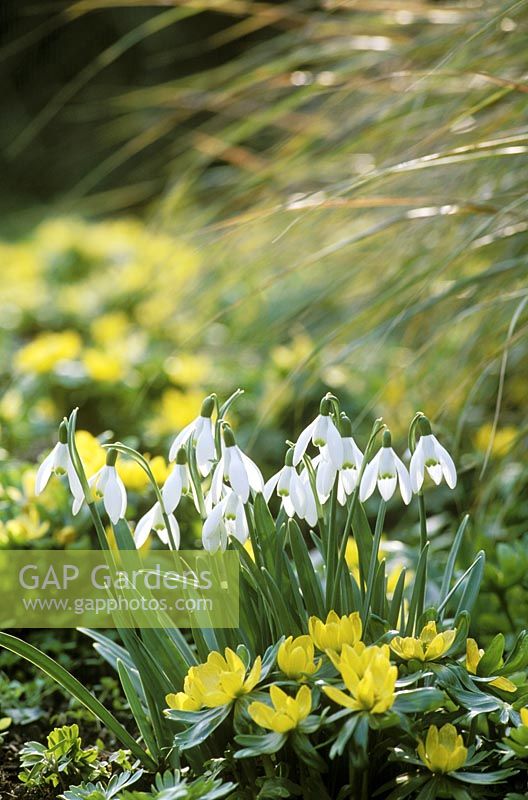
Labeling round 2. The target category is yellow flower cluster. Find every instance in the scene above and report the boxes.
[417,724,467,773]
[390,621,456,662]
[166,648,261,711]
[249,685,311,733]
[323,642,397,714]
[277,635,321,681]
[308,610,362,653]
[465,639,516,693]
[74,430,168,490]
[15,331,82,374]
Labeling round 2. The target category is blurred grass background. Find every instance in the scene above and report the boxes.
[0,0,527,629]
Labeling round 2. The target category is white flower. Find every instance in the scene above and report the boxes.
[168,396,216,476]
[35,428,82,500]
[134,501,180,549]
[313,420,364,506]
[162,449,193,512]
[264,452,318,527]
[292,400,343,470]
[410,422,457,492]
[210,426,263,504]
[202,490,248,553]
[359,434,411,505]
[73,453,127,524]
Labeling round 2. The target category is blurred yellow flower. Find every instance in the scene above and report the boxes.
[345,537,409,595]
[83,349,126,382]
[418,724,467,774]
[278,635,321,682]
[75,430,106,475]
[390,621,456,662]
[323,642,396,714]
[309,610,362,653]
[465,639,516,693]
[54,526,77,546]
[474,423,518,457]
[90,312,130,344]
[249,685,311,733]
[15,331,82,374]
[0,389,23,420]
[166,648,261,711]
[150,389,204,436]
[0,508,49,545]
[165,353,211,387]
[271,333,313,373]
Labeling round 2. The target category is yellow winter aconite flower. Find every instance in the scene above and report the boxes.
[0,508,49,545]
[309,610,362,653]
[521,708,528,727]
[90,312,130,344]
[345,537,410,596]
[474,423,518,457]
[390,621,456,662]
[465,639,516,693]
[278,635,321,681]
[249,685,312,733]
[165,353,211,387]
[166,648,261,711]
[323,643,396,714]
[83,349,125,382]
[150,389,204,436]
[75,431,106,475]
[15,331,82,374]
[418,724,467,773]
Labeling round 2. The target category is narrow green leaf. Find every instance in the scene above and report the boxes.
[117,659,159,759]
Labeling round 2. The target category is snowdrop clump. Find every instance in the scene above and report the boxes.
[36,393,457,552]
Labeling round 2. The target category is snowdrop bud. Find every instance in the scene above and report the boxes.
[382,430,392,448]
[175,447,187,465]
[58,420,68,444]
[201,395,215,418]
[222,425,236,448]
[106,448,118,467]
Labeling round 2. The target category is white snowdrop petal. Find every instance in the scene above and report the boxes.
[165,514,180,549]
[196,424,215,476]
[168,419,196,462]
[303,489,318,527]
[359,452,380,502]
[240,451,264,492]
[426,463,443,485]
[394,455,412,505]
[290,472,306,516]
[312,415,328,446]
[410,440,425,493]
[379,476,397,501]
[435,439,457,488]
[134,506,156,548]
[325,420,344,470]
[293,419,317,466]
[104,469,127,524]
[35,448,57,495]
[202,503,224,552]
[264,469,281,503]
[228,448,250,502]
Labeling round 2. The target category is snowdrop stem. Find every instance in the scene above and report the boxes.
[324,483,339,608]
[361,500,386,628]
[65,409,110,553]
[185,438,207,520]
[104,442,179,552]
[329,417,385,611]
[417,490,428,623]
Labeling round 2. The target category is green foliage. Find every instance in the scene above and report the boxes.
[19,723,105,788]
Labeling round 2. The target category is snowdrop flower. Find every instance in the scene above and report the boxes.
[202,490,248,553]
[74,448,127,524]
[314,415,364,506]
[134,501,180,549]
[293,397,343,470]
[264,448,318,527]
[162,447,193,512]
[169,395,216,476]
[210,425,264,504]
[410,416,457,492]
[360,431,411,505]
[35,422,82,500]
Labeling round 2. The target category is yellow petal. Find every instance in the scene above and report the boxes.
[244,656,262,693]
[322,685,358,710]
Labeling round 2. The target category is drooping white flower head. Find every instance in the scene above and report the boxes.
[210,425,263,505]
[264,448,318,527]
[359,430,412,505]
[35,422,83,500]
[162,446,193,513]
[410,416,457,493]
[202,490,248,553]
[168,395,216,476]
[313,414,364,506]
[73,448,127,524]
[292,396,343,470]
[134,501,180,549]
